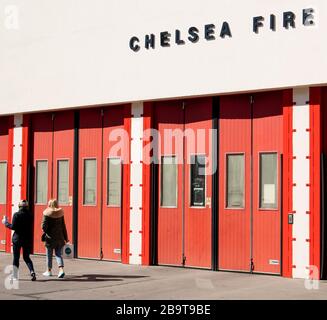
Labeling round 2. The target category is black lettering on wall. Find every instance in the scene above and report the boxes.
[205,24,216,40]
[188,27,199,43]
[160,32,171,47]
[145,34,155,49]
[220,22,232,38]
[283,11,296,29]
[129,37,140,52]
[270,14,276,31]
[253,16,264,33]
[303,8,315,26]
[175,29,185,45]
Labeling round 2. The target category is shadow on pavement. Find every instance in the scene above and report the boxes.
[33,274,148,283]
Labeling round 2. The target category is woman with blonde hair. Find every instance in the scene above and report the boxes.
[41,199,68,278]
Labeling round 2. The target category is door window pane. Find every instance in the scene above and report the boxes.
[190,155,206,207]
[58,160,69,204]
[107,158,122,206]
[161,156,177,207]
[259,153,278,209]
[83,159,97,205]
[226,154,244,208]
[0,162,7,204]
[36,160,48,204]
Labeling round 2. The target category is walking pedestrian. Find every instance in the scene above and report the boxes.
[41,199,69,279]
[1,200,36,281]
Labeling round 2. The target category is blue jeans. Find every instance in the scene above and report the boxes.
[46,247,64,269]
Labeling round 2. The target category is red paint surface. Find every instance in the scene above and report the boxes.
[142,102,153,265]
[0,116,11,252]
[310,87,321,277]
[21,115,30,200]
[31,112,74,254]
[31,113,53,254]
[6,117,14,253]
[122,104,131,264]
[219,92,283,274]
[155,98,212,268]
[184,98,212,268]
[252,91,283,274]
[102,106,125,261]
[78,109,102,259]
[78,105,130,261]
[53,111,74,246]
[155,100,184,266]
[219,94,251,271]
[282,89,293,278]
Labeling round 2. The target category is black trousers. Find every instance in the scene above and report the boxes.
[12,242,35,274]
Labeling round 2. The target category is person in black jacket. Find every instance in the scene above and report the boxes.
[2,200,36,281]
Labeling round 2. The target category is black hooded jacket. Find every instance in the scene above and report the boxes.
[5,208,33,246]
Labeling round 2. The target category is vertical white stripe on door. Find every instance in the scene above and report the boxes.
[11,114,24,252]
[129,102,144,264]
[292,87,310,279]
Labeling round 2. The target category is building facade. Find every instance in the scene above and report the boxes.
[0,0,327,279]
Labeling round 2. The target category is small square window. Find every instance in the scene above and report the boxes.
[226,154,244,208]
[190,155,206,207]
[58,160,69,204]
[107,158,122,207]
[161,156,177,207]
[83,159,97,205]
[259,153,278,209]
[36,160,48,204]
[0,162,7,204]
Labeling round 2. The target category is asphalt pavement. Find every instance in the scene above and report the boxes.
[0,252,326,300]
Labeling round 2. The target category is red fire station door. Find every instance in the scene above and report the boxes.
[0,117,11,252]
[219,91,283,274]
[31,112,74,254]
[78,106,125,261]
[155,98,213,269]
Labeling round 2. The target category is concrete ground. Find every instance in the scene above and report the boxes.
[0,252,326,300]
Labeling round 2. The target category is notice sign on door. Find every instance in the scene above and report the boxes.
[263,184,275,205]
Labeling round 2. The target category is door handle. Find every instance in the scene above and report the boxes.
[206,197,211,208]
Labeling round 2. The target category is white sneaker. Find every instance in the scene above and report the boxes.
[58,270,65,279]
[43,271,52,277]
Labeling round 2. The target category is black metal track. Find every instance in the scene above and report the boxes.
[321,153,326,279]
[72,111,80,258]
[212,97,219,271]
[150,106,158,265]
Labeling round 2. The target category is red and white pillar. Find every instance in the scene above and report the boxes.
[291,87,322,279]
[292,87,311,279]
[128,101,153,266]
[5,114,25,253]
[129,102,144,264]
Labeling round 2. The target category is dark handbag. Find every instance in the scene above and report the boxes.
[41,233,47,242]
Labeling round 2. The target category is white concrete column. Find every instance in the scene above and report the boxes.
[292,88,310,279]
[12,114,23,210]
[129,102,144,264]
[8,114,24,251]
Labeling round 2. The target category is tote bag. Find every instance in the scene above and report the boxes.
[62,243,74,259]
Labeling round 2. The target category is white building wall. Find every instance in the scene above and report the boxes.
[0,0,327,115]
[11,115,23,210]
[292,88,310,279]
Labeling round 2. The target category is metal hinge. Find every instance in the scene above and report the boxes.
[100,249,104,260]
[250,95,254,105]
[182,255,186,266]
[182,102,185,110]
[101,108,104,117]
